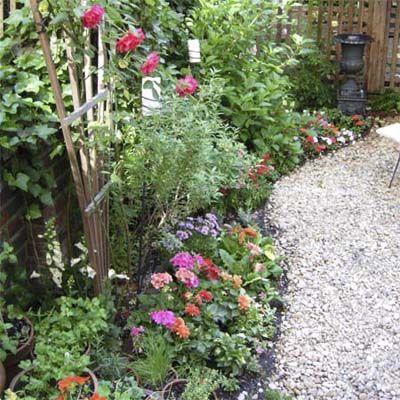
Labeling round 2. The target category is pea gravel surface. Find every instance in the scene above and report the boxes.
[266,126,400,400]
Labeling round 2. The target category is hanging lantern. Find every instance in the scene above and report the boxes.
[142,77,161,116]
[188,39,201,63]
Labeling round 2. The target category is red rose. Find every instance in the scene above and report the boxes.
[256,164,273,175]
[116,29,145,53]
[81,4,104,29]
[176,75,198,96]
[140,52,160,75]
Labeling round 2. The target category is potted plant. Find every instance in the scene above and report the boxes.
[0,243,35,388]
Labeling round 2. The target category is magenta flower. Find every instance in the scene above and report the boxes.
[130,326,145,337]
[170,252,195,269]
[194,255,205,266]
[140,52,160,75]
[176,75,198,97]
[150,310,176,327]
[81,4,104,29]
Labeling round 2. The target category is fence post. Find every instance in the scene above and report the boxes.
[366,0,391,92]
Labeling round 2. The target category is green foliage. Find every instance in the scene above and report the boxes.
[189,0,303,173]
[180,367,229,400]
[130,332,174,388]
[18,297,108,398]
[286,35,337,111]
[0,5,67,218]
[369,88,400,113]
[97,377,145,400]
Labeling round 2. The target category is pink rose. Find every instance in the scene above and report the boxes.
[81,4,104,29]
[140,52,160,75]
[116,29,145,53]
[176,75,198,97]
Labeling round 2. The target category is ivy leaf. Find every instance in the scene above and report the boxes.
[26,204,42,220]
[15,173,30,191]
[39,191,53,206]
[34,125,57,140]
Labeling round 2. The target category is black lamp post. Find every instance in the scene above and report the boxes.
[334,34,373,115]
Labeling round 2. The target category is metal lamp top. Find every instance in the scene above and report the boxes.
[334,33,373,45]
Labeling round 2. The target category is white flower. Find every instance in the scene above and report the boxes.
[337,136,346,143]
[30,270,41,279]
[313,136,318,143]
[108,269,130,281]
[80,266,96,279]
[50,267,63,288]
[238,391,248,400]
[326,138,333,145]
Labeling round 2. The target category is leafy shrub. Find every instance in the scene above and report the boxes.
[285,36,338,111]
[369,88,400,113]
[189,0,303,173]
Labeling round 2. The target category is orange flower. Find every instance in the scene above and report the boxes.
[355,120,364,126]
[171,317,190,338]
[238,227,257,244]
[238,294,251,311]
[91,393,107,400]
[232,275,242,288]
[182,291,193,301]
[220,271,233,281]
[58,376,90,392]
[56,396,65,400]
[184,303,200,317]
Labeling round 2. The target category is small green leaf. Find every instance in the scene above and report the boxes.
[15,173,30,191]
[26,204,42,220]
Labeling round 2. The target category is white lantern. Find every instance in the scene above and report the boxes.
[188,39,201,63]
[142,77,162,116]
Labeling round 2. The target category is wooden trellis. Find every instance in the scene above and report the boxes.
[29,0,111,293]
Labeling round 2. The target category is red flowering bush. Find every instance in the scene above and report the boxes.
[298,110,371,158]
[81,4,104,29]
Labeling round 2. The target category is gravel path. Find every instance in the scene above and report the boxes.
[267,127,400,400]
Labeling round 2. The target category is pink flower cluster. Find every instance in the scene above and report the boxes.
[151,272,173,289]
[176,268,199,288]
[170,252,204,270]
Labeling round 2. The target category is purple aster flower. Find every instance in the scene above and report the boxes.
[175,230,190,241]
[210,229,219,238]
[186,275,199,289]
[170,252,195,269]
[184,222,194,230]
[130,326,145,337]
[150,310,176,327]
[200,226,209,235]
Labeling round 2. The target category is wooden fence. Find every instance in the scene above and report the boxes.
[285,0,400,92]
